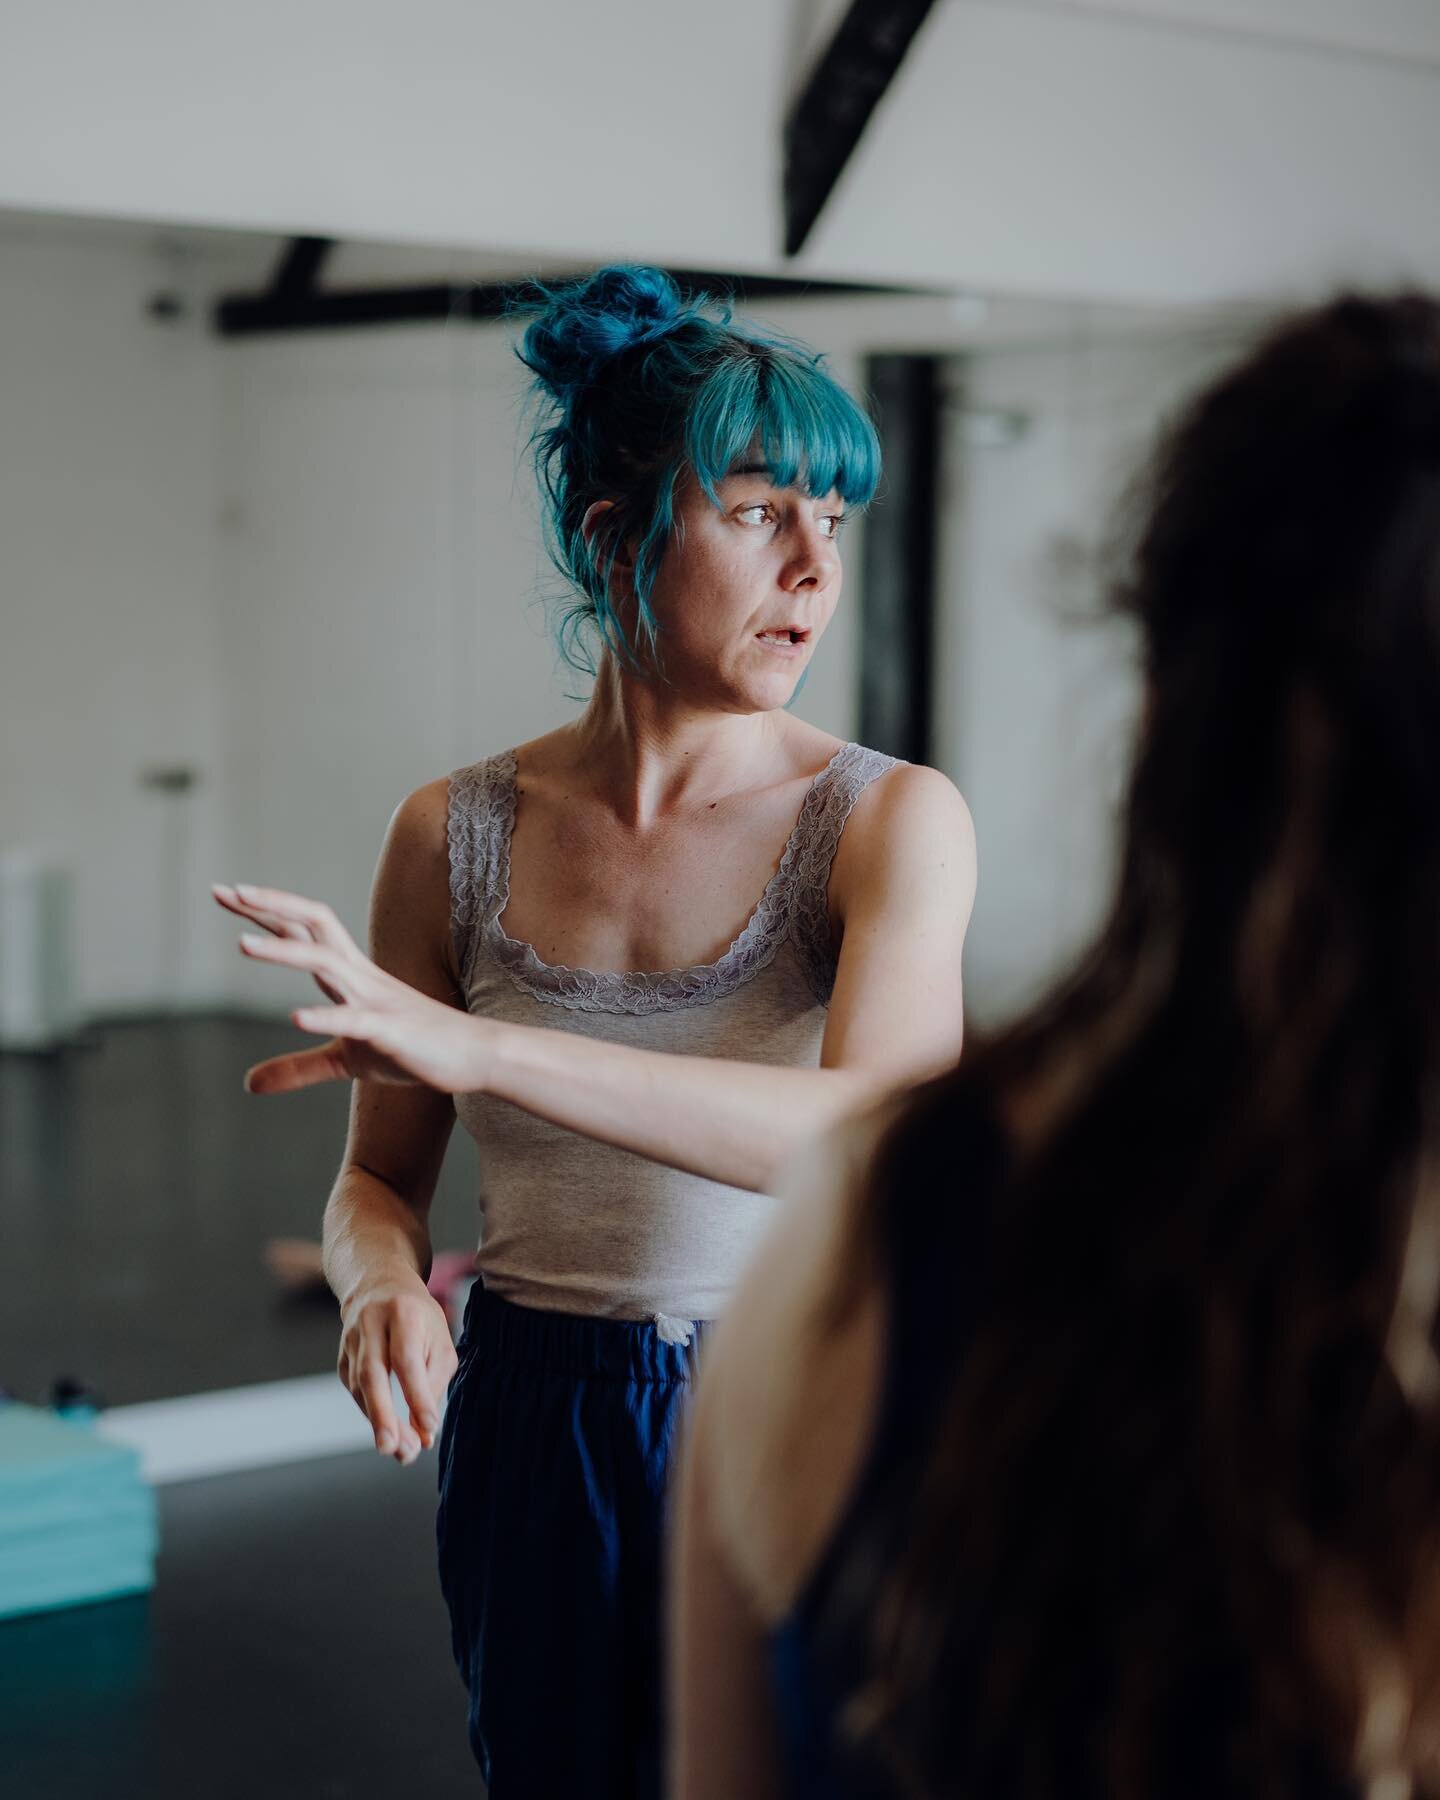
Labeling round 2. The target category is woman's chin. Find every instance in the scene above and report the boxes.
[737,671,806,714]
[662,657,808,715]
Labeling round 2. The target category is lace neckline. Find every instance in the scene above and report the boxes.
[480,741,859,1016]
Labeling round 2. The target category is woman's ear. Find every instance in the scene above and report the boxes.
[581,499,634,575]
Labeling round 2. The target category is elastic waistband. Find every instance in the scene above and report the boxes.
[458,1283,709,1384]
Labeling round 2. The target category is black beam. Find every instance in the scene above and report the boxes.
[859,355,942,764]
[270,235,335,298]
[217,281,508,335]
[784,0,939,257]
[214,266,922,338]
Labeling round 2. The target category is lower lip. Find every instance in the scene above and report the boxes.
[755,635,807,658]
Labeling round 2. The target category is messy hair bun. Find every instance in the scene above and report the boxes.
[517,265,702,402]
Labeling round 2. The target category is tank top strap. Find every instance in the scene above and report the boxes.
[447,749,519,987]
[787,742,901,1004]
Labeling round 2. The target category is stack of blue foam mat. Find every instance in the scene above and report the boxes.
[0,1404,157,1621]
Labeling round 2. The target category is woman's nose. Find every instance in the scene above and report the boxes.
[783,522,839,591]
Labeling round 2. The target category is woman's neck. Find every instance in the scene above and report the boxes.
[567,659,787,826]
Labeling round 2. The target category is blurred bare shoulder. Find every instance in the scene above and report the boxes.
[697,1102,901,1622]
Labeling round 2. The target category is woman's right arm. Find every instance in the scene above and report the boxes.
[318,778,463,1465]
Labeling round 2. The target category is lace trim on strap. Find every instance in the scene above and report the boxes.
[790,743,901,1006]
[447,754,514,990]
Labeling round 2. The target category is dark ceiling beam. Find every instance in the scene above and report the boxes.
[270,235,335,299]
[213,265,922,337]
[216,281,507,335]
[784,0,939,257]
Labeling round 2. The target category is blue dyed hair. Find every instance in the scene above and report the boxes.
[515,265,882,677]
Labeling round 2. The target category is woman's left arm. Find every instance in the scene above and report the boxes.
[223,764,975,1192]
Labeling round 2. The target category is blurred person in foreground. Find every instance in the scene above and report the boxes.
[674,292,1440,1800]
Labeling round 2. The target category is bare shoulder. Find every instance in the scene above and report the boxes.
[845,759,975,852]
[370,776,458,991]
[386,775,452,854]
[831,760,977,917]
[385,747,514,857]
[700,1104,899,1622]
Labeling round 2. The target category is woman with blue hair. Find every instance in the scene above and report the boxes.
[215,265,975,1798]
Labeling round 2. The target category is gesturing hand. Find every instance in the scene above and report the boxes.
[213,882,491,1096]
[338,1271,459,1465]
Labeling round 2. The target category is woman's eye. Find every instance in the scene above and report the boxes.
[737,504,772,525]
[821,514,846,539]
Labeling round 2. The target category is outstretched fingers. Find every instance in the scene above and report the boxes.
[237,929,367,996]
[292,1004,382,1041]
[211,884,311,941]
[244,1043,352,1094]
[227,885,358,951]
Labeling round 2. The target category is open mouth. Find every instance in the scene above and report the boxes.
[755,627,810,650]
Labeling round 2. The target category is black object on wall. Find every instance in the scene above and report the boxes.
[859,354,942,765]
[784,0,940,256]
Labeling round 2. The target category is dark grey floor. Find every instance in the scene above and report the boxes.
[0,1449,482,1799]
[1,1015,482,1405]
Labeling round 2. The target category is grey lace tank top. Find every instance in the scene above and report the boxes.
[448,741,898,1323]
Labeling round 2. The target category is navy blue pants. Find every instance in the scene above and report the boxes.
[436,1285,706,1799]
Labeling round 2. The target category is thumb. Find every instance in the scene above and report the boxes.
[244,1040,352,1094]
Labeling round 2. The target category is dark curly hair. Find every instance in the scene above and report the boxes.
[828,293,1440,1800]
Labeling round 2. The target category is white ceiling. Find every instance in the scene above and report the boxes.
[800,0,1440,305]
[1055,0,1440,67]
[1,1,1436,308]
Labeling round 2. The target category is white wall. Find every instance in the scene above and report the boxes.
[0,224,230,1013]
[935,319,1255,1026]
[213,323,565,1011]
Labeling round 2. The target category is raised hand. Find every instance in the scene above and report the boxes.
[213,883,491,1095]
